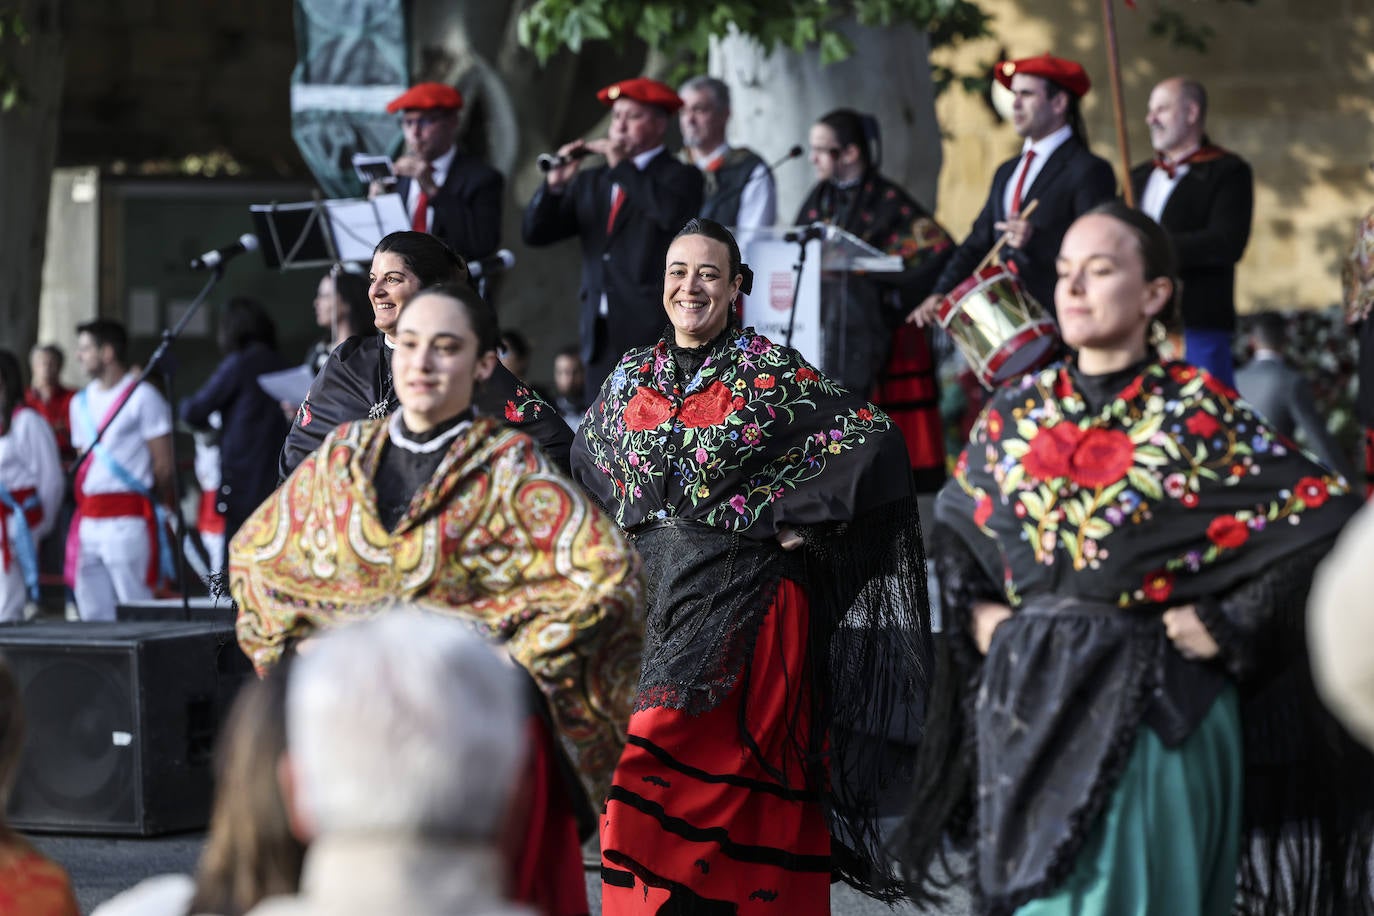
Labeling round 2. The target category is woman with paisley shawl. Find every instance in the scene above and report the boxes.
[897,201,1373,915]
[795,109,955,491]
[230,283,644,916]
[277,231,572,480]
[573,218,930,914]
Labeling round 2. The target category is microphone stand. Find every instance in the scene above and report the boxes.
[66,265,228,617]
[783,224,824,349]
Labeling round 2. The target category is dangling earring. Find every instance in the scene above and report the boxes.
[1148,319,1168,348]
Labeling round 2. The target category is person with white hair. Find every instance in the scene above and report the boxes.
[247,610,530,915]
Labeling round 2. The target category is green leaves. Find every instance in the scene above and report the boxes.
[515,0,990,72]
[0,10,31,113]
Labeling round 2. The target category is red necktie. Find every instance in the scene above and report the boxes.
[411,187,429,232]
[606,184,625,235]
[1010,149,1035,216]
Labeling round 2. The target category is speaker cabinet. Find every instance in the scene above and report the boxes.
[1,621,252,835]
[116,596,237,627]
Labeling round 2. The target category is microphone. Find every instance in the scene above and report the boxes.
[537,148,592,173]
[783,222,826,244]
[467,249,516,280]
[189,233,260,271]
[776,144,805,166]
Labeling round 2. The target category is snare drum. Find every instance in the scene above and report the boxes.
[937,265,1059,389]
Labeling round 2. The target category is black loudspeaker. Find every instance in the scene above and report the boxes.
[116,596,237,627]
[0,621,252,835]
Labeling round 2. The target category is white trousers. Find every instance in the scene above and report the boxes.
[73,517,153,622]
[0,561,27,622]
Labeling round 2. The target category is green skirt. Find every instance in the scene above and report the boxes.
[1015,687,1242,916]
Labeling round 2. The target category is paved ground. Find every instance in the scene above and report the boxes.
[30,831,972,915]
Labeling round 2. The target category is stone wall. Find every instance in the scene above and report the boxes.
[930,0,1374,312]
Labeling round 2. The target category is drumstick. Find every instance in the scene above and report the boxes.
[975,199,1040,274]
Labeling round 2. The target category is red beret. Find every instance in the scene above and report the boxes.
[595,77,683,113]
[385,82,463,113]
[995,54,1091,98]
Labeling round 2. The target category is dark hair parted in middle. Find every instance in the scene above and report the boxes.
[672,218,754,296]
[374,231,472,288]
[1081,199,1183,332]
[403,281,502,357]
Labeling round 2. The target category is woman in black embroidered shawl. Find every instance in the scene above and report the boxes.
[572,219,929,913]
[795,108,955,491]
[277,231,572,479]
[896,201,1373,915]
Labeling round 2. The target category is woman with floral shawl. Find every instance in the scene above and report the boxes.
[897,201,1373,915]
[573,218,930,914]
[230,283,643,916]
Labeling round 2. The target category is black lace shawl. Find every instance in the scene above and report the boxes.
[895,358,1373,914]
[571,326,931,899]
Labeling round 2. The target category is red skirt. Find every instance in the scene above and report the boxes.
[506,714,589,916]
[600,578,831,915]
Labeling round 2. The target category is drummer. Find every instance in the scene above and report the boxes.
[911,53,1116,327]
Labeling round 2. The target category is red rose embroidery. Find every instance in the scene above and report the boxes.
[1023,423,1084,481]
[1143,570,1175,602]
[754,374,776,389]
[624,387,674,432]
[732,396,746,410]
[1202,371,1234,396]
[1296,476,1329,508]
[795,367,819,384]
[1067,428,1136,489]
[1185,412,1220,438]
[1169,365,1198,383]
[857,408,873,422]
[974,494,994,528]
[1180,491,1199,508]
[986,410,1004,442]
[1206,515,1249,550]
[1117,377,1145,401]
[504,401,523,423]
[680,381,734,428]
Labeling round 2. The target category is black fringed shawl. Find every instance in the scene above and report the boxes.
[572,324,931,899]
[896,357,1374,915]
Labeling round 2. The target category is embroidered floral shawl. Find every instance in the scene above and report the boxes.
[230,416,644,803]
[572,326,911,535]
[939,360,1356,606]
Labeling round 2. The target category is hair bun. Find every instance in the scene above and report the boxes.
[738,263,755,296]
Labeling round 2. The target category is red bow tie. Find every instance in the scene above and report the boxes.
[1153,143,1227,179]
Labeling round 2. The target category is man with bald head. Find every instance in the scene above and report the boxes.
[523,77,704,398]
[1131,76,1253,386]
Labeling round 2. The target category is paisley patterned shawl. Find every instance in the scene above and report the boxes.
[229,415,645,804]
[938,360,1357,606]
[572,325,911,534]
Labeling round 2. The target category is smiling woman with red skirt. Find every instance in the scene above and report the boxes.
[574,218,930,914]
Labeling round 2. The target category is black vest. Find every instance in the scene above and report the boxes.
[696,147,767,227]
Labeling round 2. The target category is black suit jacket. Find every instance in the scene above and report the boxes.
[521,151,704,389]
[397,151,504,261]
[934,136,1117,317]
[1130,153,1253,331]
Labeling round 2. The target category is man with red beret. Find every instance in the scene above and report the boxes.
[522,77,704,400]
[912,53,1116,326]
[372,81,503,261]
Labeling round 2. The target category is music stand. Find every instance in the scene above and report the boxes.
[250,193,410,271]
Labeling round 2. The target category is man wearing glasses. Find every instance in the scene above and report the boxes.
[373,82,504,261]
